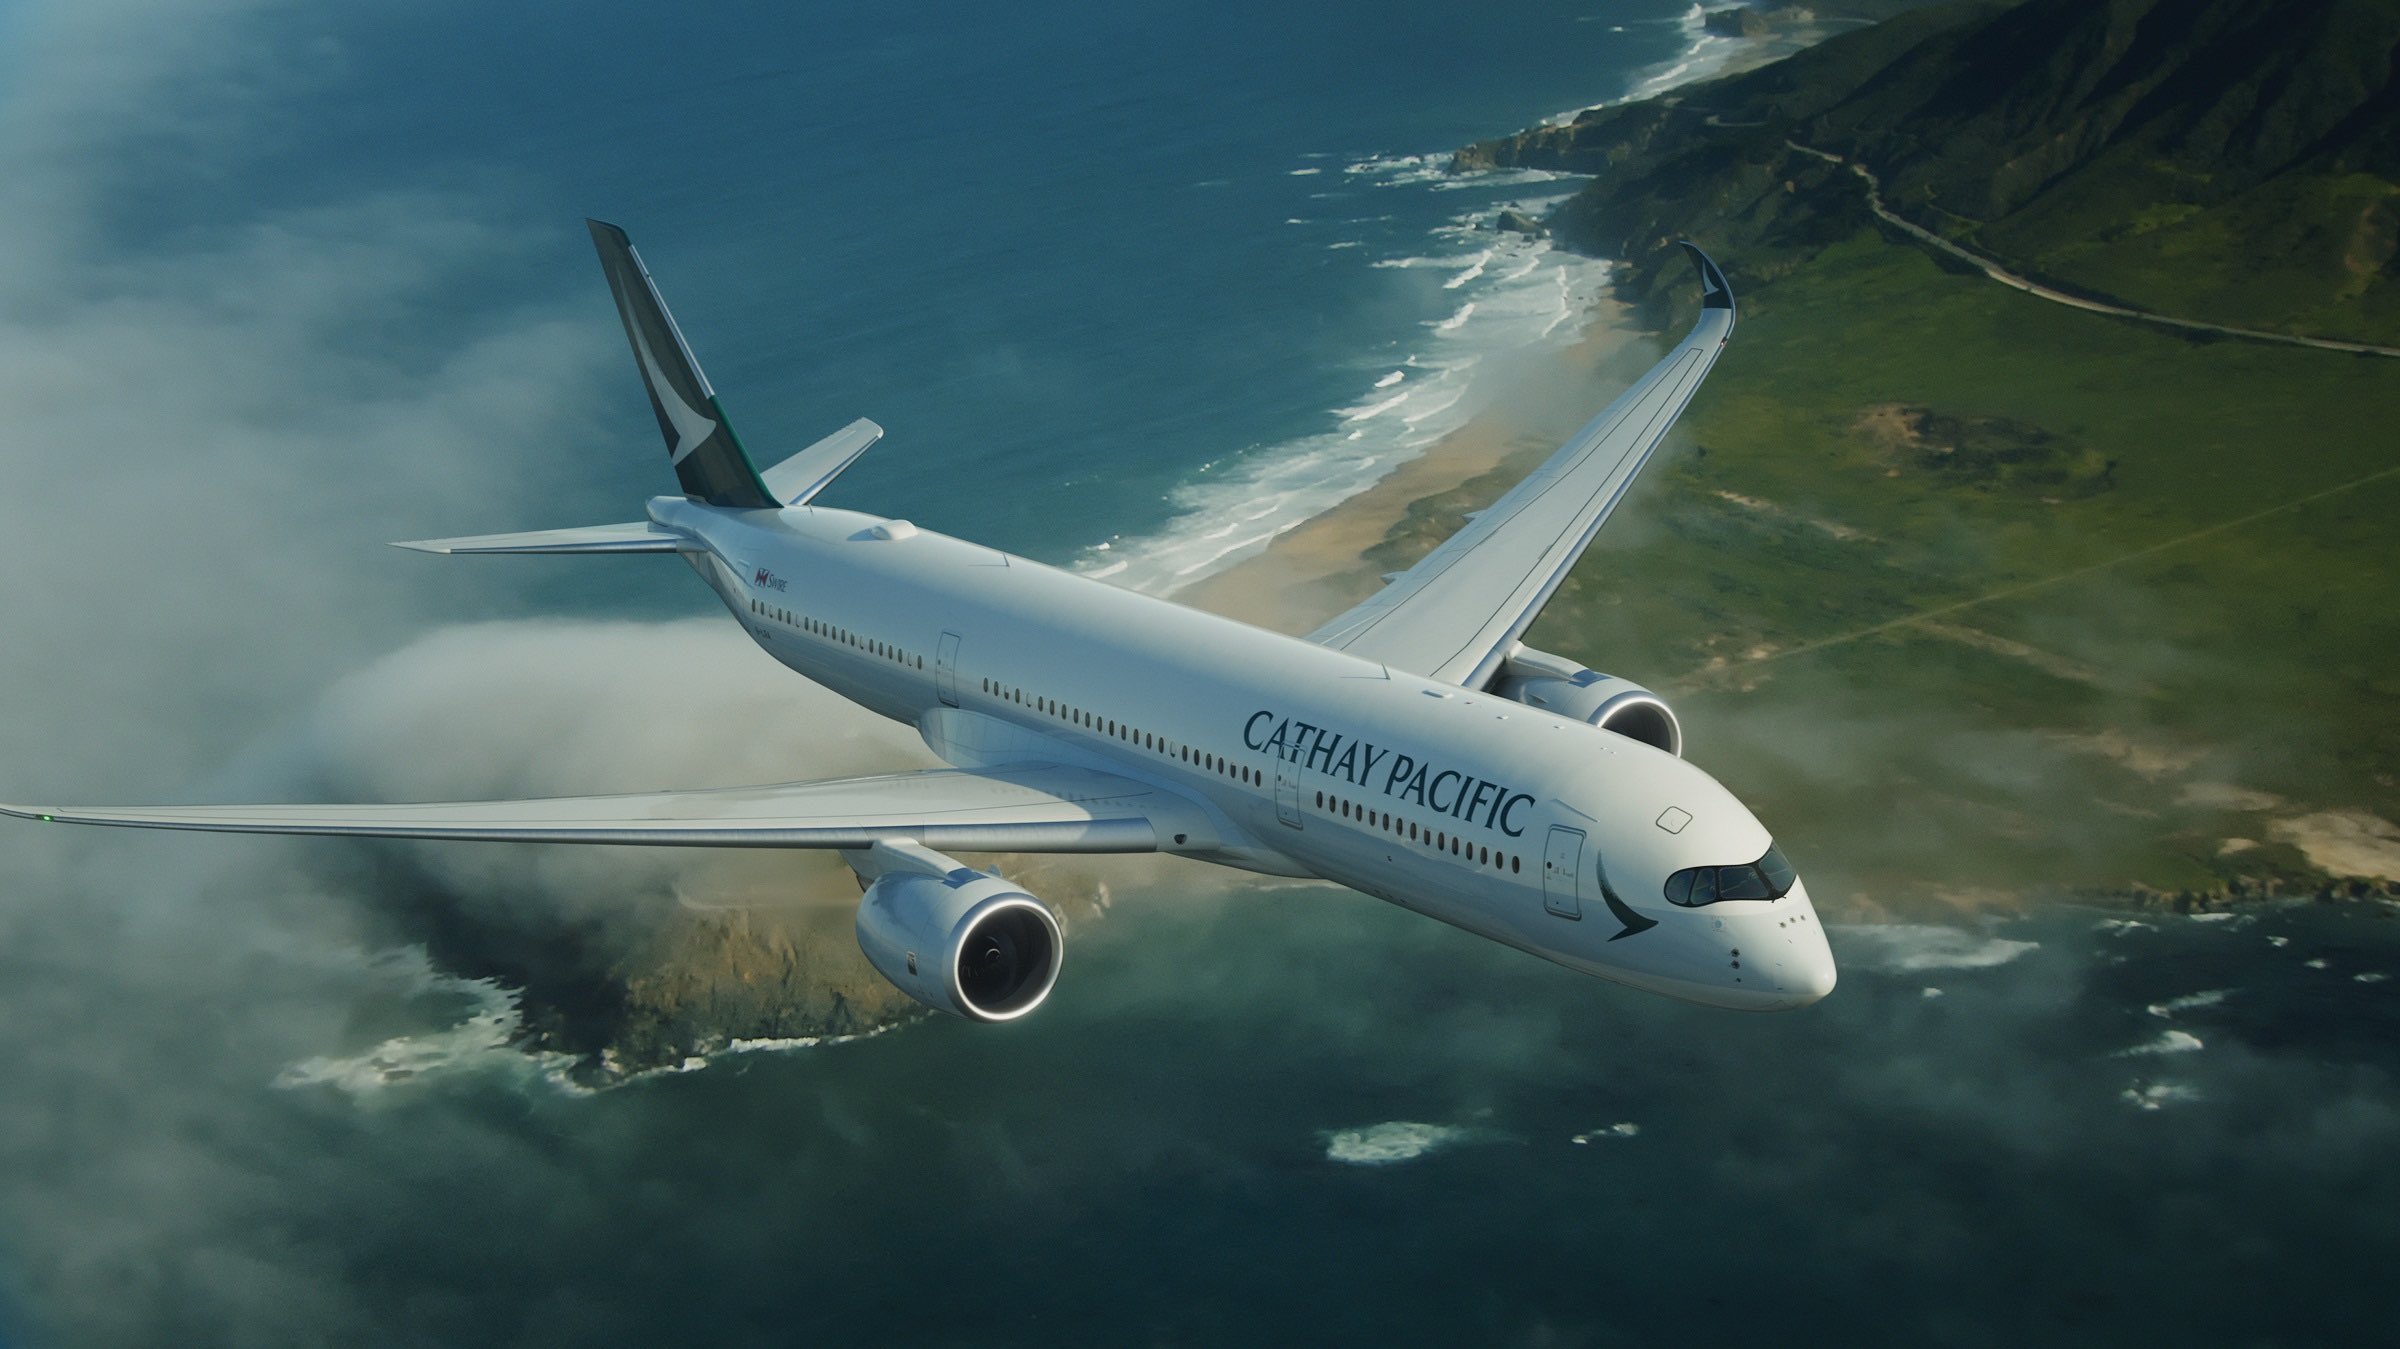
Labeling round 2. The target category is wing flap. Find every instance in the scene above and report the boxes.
[1307,244,1735,687]
[2,765,1163,853]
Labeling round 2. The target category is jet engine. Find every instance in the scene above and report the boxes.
[1491,646,1682,757]
[852,839,1063,1022]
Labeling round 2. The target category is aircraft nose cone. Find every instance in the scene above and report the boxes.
[1773,880,1837,1006]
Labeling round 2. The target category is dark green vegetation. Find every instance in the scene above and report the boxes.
[1423,0,2400,913]
[1464,0,2400,344]
[1545,238,2400,910]
[1702,0,1952,39]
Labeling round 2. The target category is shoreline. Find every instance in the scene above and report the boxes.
[1163,16,1842,632]
[1174,292,1652,634]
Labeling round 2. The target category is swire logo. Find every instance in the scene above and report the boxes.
[753,567,788,592]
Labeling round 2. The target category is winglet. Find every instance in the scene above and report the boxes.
[586,219,779,510]
[1678,241,1735,319]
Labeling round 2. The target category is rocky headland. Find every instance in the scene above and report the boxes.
[1456,0,2400,343]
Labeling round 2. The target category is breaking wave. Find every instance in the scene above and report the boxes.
[2119,1030,2206,1057]
[1834,924,2042,974]
[1064,24,1814,597]
[1324,1120,1472,1166]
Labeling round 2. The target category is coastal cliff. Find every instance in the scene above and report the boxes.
[1429,0,2400,914]
[1462,0,2400,343]
[383,848,1113,1084]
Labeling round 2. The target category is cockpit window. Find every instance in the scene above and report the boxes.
[1716,865,1771,900]
[1664,844,1797,907]
[1758,845,1797,894]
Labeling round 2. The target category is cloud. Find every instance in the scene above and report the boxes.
[0,195,609,794]
[0,6,931,1339]
[282,617,930,938]
[3,6,2399,1347]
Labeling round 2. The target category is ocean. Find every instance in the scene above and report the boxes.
[142,0,1753,587]
[3,1,2397,1344]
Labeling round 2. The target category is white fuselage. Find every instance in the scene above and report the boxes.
[654,495,1834,1010]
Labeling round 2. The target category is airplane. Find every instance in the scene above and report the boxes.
[3,221,1834,1022]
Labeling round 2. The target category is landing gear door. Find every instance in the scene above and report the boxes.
[1273,764,1301,829]
[1543,826,1584,919]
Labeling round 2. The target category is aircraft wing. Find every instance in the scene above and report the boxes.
[1305,244,1735,688]
[0,764,1166,853]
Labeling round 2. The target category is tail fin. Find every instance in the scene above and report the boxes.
[586,219,778,509]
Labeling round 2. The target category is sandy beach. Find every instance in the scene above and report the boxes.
[1174,292,1656,634]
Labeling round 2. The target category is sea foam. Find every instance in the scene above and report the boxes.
[2147,989,2234,1019]
[1324,1121,1470,1166]
[1067,12,1764,596]
[1833,924,2041,973]
[1076,236,1614,596]
[2119,1030,2206,1057]
[2121,1081,2202,1111]
[275,954,584,1098]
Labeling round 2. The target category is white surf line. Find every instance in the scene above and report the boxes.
[1786,140,2400,359]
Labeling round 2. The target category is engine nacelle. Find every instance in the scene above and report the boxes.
[853,840,1062,1022]
[1492,647,1682,757]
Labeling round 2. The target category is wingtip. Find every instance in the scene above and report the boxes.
[584,217,630,246]
[1676,240,1735,314]
[388,539,452,554]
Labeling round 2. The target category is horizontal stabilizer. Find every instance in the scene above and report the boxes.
[760,417,884,506]
[391,521,684,555]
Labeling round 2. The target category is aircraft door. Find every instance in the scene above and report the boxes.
[1543,826,1584,919]
[1273,764,1301,829]
[935,630,962,708]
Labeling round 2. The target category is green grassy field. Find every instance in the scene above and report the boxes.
[1960,168,2400,345]
[1483,233,2400,915]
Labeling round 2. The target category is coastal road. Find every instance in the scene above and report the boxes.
[1786,141,2400,360]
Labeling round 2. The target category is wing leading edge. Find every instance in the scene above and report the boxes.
[0,764,1163,853]
[1306,243,1735,687]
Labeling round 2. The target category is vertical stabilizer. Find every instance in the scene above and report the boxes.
[586,219,778,509]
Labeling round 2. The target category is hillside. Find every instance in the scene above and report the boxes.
[1416,0,2400,907]
[1463,0,2400,342]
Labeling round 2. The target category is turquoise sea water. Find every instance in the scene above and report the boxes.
[113,0,1722,578]
[4,2,2399,1345]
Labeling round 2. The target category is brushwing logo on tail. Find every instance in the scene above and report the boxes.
[631,326,719,465]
